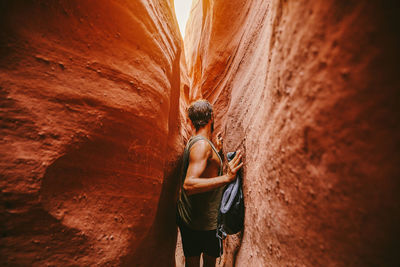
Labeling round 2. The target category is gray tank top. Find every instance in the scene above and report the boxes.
[176,135,224,230]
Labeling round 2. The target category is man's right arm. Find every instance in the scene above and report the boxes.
[183,140,243,196]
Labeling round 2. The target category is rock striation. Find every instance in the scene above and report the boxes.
[0,1,184,266]
[183,0,400,266]
[1,0,400,266]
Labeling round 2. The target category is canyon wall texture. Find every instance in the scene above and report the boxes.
[184,0,400,266]
[0,1,184,266]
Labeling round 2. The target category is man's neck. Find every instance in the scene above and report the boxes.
[195,126,211,140]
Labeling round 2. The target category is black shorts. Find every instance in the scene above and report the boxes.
[178,222,222,258]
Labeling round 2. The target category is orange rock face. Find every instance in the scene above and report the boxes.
[2,0,400,266]
[0,1,184,265]
[184,0,400,266]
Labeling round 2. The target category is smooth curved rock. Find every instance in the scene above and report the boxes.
[184,0,400,266]
[0,1,183,265]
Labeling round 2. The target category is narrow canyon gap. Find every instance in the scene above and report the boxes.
[1,1,399,267]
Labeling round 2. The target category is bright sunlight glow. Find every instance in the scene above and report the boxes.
[174,0,192,38]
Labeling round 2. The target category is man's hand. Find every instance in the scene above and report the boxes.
[184,141,241,195]
[215,131,223,152]
[226,150,243,182]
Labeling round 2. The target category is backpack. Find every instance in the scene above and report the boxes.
[216,151,245,243]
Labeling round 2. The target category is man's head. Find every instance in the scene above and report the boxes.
[188,99,214,132]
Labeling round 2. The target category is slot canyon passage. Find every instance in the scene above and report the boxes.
[0,0,399,266]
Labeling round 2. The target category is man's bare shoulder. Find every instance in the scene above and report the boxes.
[189,140,212,161]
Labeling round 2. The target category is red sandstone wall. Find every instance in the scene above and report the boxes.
[184,0,400,266]
[0,1,184,266]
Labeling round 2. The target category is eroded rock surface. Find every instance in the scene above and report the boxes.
[0,1,184,265]
[2,0,400,266]
[183,0,400,266]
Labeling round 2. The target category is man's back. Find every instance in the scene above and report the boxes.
[178,135,224,230]
[189,138,221,180]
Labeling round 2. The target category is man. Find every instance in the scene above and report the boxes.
[177,99,243,267]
